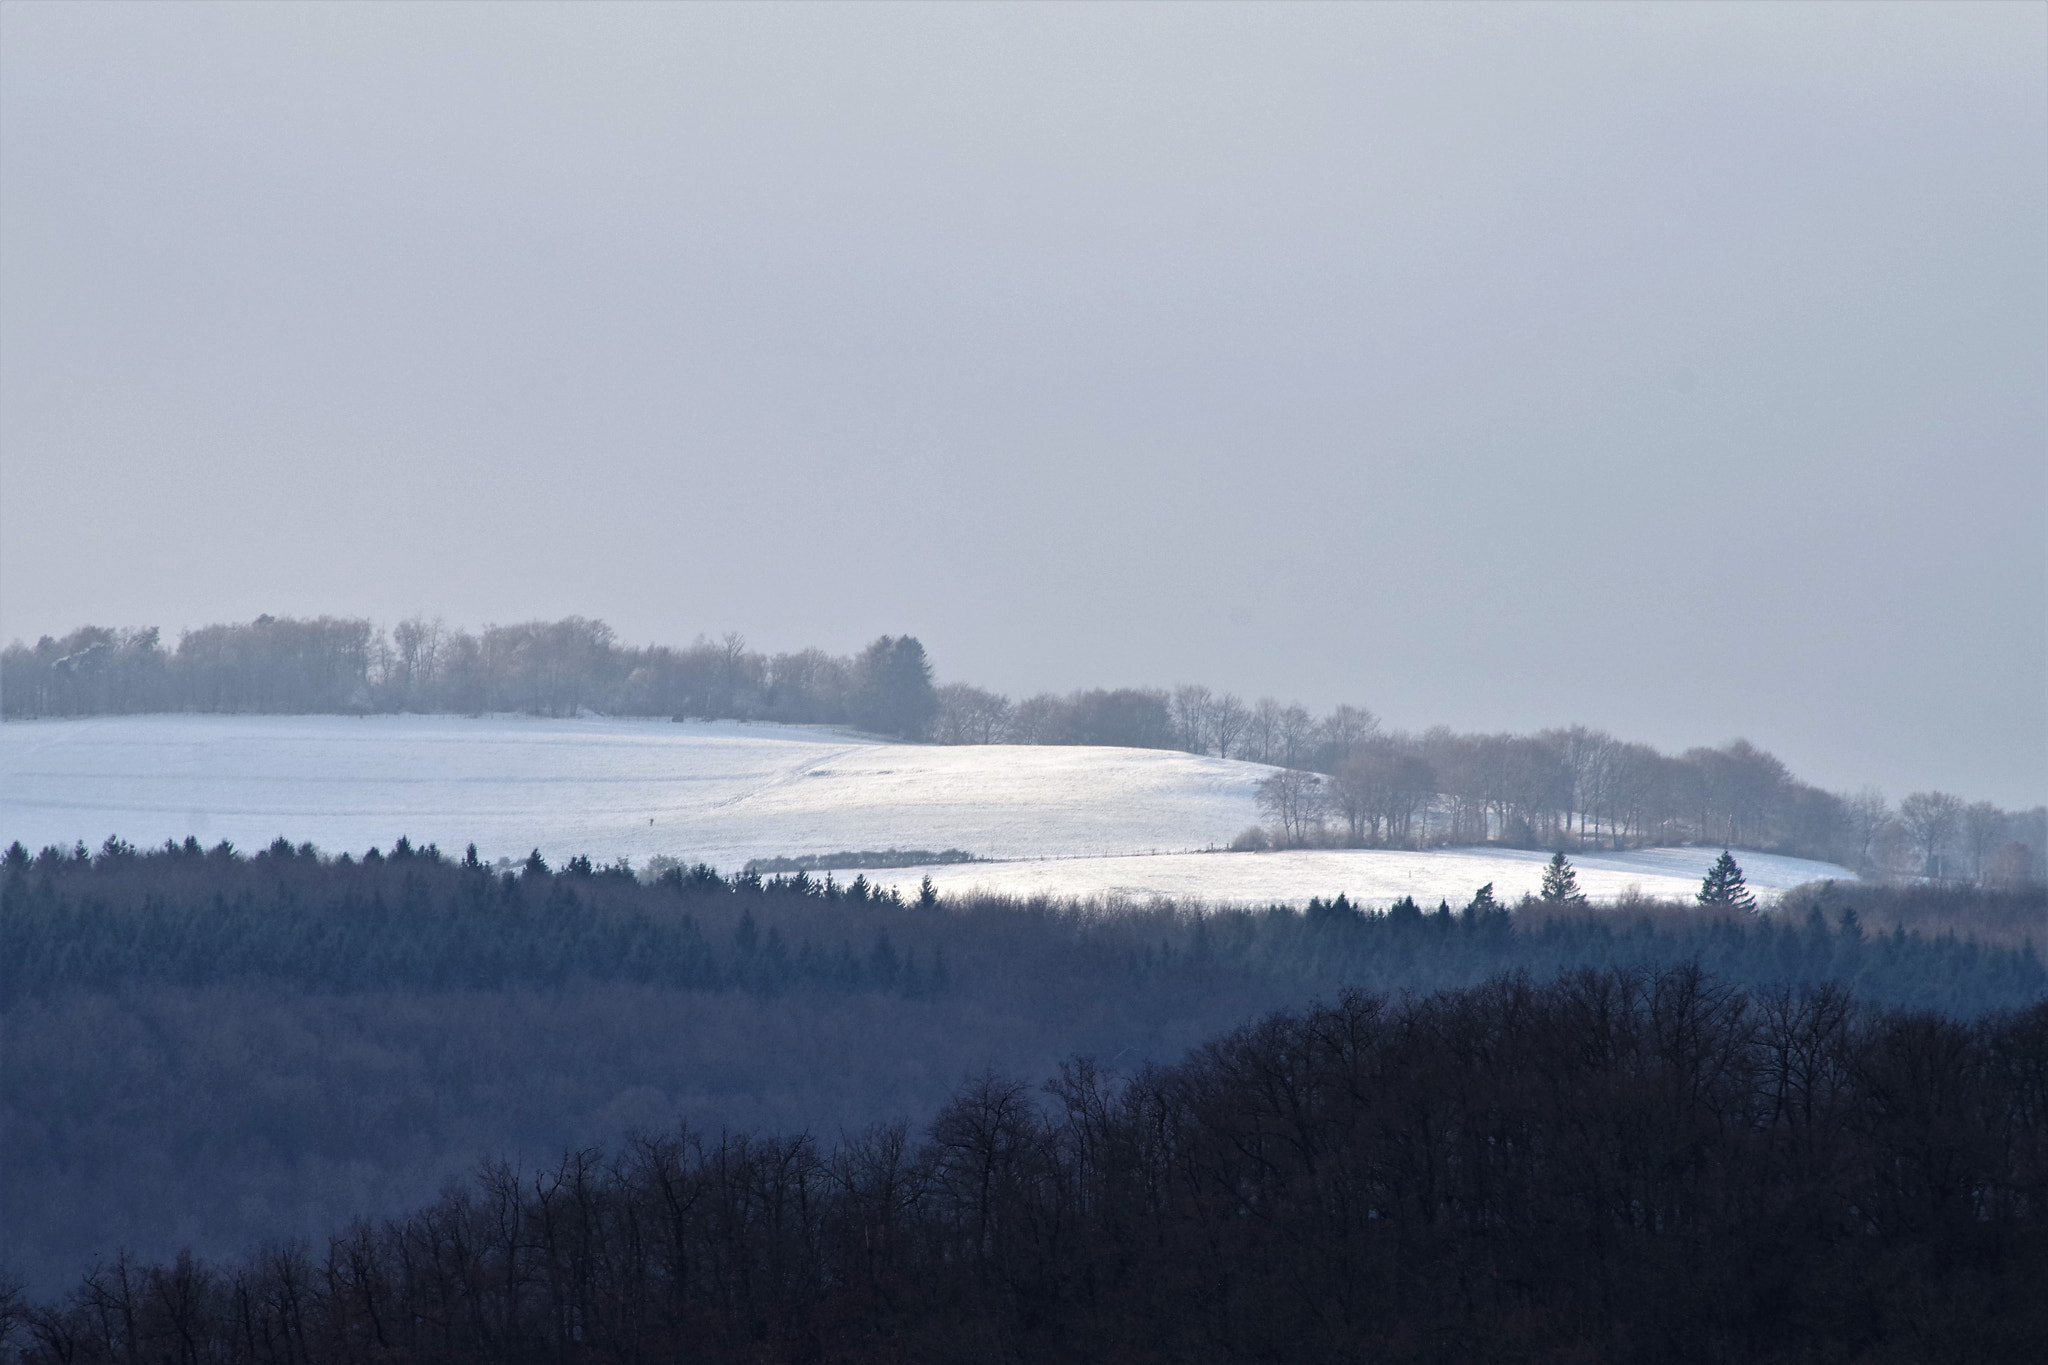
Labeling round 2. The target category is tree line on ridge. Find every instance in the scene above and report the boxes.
[4,614,2042,880]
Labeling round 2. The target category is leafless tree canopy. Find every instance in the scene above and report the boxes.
[9,958,2044,1363]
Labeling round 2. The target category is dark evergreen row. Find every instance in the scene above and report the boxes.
[5,837,2042,1015]
[10,968,2044,1364]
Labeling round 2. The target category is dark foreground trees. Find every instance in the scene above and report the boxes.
[12,969,2046,1364]
[4,841,2042,1307]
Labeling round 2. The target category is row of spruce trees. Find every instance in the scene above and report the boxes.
[6,837,2039,1015]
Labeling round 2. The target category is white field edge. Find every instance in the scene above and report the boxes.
[852,846,1848,910]
[0,714,1851,908]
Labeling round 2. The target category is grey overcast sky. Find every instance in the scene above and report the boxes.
[1,2,2042,805]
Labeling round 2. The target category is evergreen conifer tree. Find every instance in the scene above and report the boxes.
[1539,852,1588,906]
[852,635,940,739]
[1462,882,1510,933]
[1697,850,1757,912]
[1307,892,1362,924]
[1463,882,1501,919]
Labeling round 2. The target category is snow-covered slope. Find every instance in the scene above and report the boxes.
[0,714,1265,867]
[857,846,1849,909]
[0,714,1852,905]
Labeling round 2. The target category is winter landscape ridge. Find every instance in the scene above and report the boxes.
[0,713,1849,903]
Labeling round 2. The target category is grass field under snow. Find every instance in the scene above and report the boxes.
[0,714,1850,906]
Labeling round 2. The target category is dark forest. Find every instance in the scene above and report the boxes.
[7,962,2044,1363]
[3,838,2042,1344]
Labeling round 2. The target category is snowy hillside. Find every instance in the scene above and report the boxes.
[0,714,1851,905]
[0,714,1265,868]
[857,846,1849,909]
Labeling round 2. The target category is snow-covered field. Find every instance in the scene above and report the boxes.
[857,846,1848,910]
[0,714,1850,905]
[0,714,1264,868]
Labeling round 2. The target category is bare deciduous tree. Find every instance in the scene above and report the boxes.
[1246,698,1284,765]
[1005,693,1065,745]
[1842,787,1890,871]
[1898,791,1965,879]
[389,615,445,702]
[1276,704,1315,768]
[1209,692,1249,759]
[1170,685,1213,755]
[934,684,1012,745]
[1316,704,1379,769]
[1255,768,1328,845]
[1539,725,1616,841]
[1332,742,1434,847]
[1962,801,2006,883]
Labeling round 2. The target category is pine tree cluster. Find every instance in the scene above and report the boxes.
[4,838,2039,1013]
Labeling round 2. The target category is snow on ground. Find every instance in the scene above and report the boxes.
[857,846,1850,910]
[0,714,1266,868]
[0,714,1851,907]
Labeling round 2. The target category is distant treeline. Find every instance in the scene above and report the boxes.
[0,617,940,737]
[5,614,2044,879]
[10,967,2045,1364]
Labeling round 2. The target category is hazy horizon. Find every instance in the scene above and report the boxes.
[3,3,2043,806]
